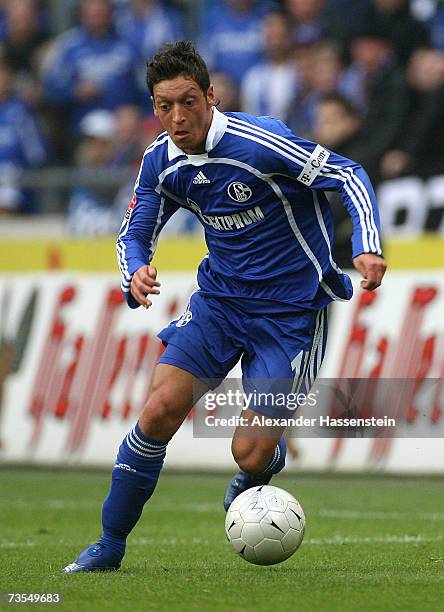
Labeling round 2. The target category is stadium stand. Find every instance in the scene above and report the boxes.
[0,0,442,240]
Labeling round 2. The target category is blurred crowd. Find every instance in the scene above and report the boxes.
[0,0,444,239]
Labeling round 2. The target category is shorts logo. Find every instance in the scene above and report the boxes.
[175,310,192,327]
[228,182,252,202]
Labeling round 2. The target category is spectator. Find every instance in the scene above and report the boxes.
[1,0,48,74]
[313,94,364,154]
[111,104,144,167]
[139,112,163,150]
[0,59,48,214]
[372,0,444,49]
[42,0,144,132]
[380,48,444,179]
[286,42,349,137]
[200,0,273,84]
[284,0,328,45]
[353,0,429,65]
[323,0,371,50]
[240,12,298,119]
[285,43,318,137]
[116,0,184,62]
[429,1,444,50]
[343,22,409,180]
[0,0,48,105]
[0,0,7,41]
[66,109,120,234]
[211,71,240,111]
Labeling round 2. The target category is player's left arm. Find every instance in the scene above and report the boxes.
[305,151,387,290]
[269,121,387,289]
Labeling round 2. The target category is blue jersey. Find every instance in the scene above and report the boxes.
[117,108,382,312]
[0,96,48,169]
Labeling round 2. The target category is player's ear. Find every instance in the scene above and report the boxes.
[206,84,216,106]
[151,96,159,117]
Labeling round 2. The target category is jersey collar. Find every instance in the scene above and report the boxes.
[167,106,228,161]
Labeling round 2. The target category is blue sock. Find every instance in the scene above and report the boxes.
[100,422,168,558]
[248,436,287,478]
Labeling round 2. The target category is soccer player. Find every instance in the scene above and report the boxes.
[63,41,386,573]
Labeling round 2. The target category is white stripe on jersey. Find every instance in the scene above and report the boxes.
[156,154,346,301]
[227,119,379,254]
[316,311,326,373]
[325,166,381,253]
[150,195,166,260]
[320,281,348,302]
[117,244,131,289]
[116,235,132,290]
[226,123,373,254]
[226,125,307,169]
[291,309,324,395]
[117,133,168,290]
[305,309,326,392]
[251,115,382,252]
[226,117,381,255]
[134,133,168,190]
[228,116,309,165]
[312,191,342,274]
[117,230,133,291]
[291,350,308,394]
[157,156,324,273]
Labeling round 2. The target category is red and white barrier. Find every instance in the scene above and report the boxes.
[0,271,443,472]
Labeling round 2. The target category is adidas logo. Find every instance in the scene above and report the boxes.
[193,171,210,184]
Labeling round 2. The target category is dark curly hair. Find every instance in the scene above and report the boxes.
[146,41,211,96]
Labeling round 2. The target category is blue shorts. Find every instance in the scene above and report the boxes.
[158,292,328,417]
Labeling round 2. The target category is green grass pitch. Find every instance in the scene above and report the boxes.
[0,468,443,612]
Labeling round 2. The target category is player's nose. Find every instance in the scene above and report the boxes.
[171,104,185,124]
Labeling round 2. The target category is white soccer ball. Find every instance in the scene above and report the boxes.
[225,485,305,565]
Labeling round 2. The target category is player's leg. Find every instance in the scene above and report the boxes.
[224,307,328,510]
[99,364,207,557]
[63,363,205,573]
[230,409,285,473]
[224,411,286,510]
[64,291,241,572]
[223,409,286,510]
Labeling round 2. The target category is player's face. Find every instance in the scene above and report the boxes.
[152,76,215,155]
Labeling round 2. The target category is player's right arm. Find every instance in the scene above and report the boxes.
[116,150,179,309]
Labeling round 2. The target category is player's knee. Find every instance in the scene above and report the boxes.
[140,387,181,437]
[237,453,270,474]
[232,443,269,474]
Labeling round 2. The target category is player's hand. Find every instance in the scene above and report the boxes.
[130,265,161,309]
[353,253,387,291]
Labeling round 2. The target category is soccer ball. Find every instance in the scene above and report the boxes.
[225,485,305,565]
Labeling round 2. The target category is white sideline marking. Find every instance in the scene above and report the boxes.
[304,534,444,546]
[1,534,443,550]
[131,534,444,547]
[3,500,444,521]
[0,500,98,510]
[132,537,211,546]
[0,540,36,548]
[153,503,444,521]
[318,509,444,521]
